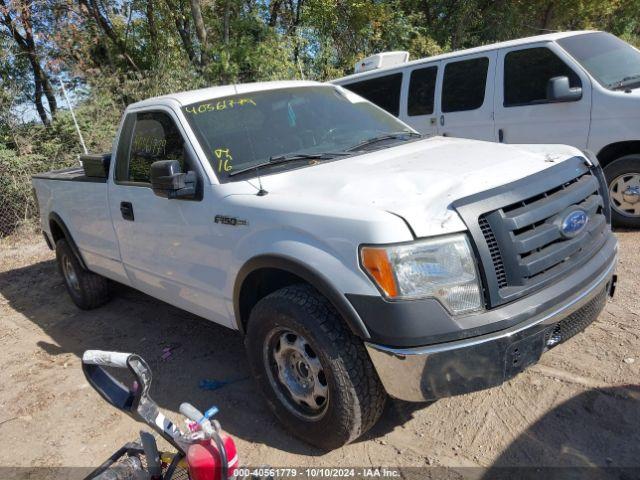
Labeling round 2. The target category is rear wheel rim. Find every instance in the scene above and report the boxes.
[609,172,640,217]
[264,328,329,420]
[61,255,81,292]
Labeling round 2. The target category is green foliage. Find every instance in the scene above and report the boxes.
[1,0,640,236]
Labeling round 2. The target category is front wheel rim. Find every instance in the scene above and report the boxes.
[263,328,329,420]
[61,255,81,292]
[609,172,640,217]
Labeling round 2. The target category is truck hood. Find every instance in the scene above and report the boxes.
[260,137,584,238]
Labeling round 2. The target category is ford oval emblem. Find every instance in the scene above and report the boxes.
[559,209,588,238]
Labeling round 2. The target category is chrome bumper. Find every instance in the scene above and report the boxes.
[365,256,617,402]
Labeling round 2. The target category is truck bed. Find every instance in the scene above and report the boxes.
[32,167,106,183]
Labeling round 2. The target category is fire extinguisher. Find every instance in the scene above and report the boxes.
[180,404,238,480]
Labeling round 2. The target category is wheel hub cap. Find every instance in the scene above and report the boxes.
[609,173,640,217]
[62,255,80,291]
[267,330,328,419]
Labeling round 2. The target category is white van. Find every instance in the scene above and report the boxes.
[332,31,640,227]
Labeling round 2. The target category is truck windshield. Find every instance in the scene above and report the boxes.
[558,32,640,90]
[182,86,416,181]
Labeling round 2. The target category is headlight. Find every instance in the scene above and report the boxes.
[360,234,483,315]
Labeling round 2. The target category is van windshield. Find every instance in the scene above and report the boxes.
[558,32,640,90]
[182,86,416,181]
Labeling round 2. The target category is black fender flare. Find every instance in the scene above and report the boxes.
[48,212,88,270]
[233,254,371,340]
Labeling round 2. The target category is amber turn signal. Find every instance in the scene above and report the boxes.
[360,247,398,297]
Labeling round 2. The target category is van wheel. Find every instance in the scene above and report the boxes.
[55,239,111,310]
[604,155,640,228]
[245,284,386,450]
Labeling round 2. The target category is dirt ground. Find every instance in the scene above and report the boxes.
[0,229,638,478]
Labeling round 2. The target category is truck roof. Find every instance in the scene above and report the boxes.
[127,80,324,109]
[333,30,598,83]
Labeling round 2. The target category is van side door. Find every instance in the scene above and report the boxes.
[399,62,441,136]
[494,43,591,147]
[436,51,497,141]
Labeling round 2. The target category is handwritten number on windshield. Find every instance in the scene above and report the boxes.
[185,98,256,116]
[215,148,233,172]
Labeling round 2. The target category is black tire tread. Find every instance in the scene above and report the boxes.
[55,239,111,310]
[246,284,386,449]
[603,154,640,228]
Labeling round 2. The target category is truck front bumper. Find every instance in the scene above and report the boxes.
[364,246,617,402]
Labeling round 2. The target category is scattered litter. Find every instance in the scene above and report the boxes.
[623,357,635,364]
[198,376,249,391]
[159,342,181,361]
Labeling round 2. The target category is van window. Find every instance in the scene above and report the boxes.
[117,111,186,183]
[408,66,437,116]
[504,47,581,107]
[342,73,403,116]
[441,57,489,113]
[558,32,640,90]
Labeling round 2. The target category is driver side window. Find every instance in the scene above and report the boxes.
[122,111,186,183]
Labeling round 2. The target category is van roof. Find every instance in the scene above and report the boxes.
[332,30,598,83]
[127,80,324,110]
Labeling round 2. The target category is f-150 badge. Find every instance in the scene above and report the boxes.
[214,215,248,226]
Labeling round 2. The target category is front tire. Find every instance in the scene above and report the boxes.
[245,284,386,450]
[603,155,640,228]
[56,239,111,310]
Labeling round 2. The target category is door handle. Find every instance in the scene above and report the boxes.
[498,128,504,143]
[439,115,445,126]
[120,201,134,221]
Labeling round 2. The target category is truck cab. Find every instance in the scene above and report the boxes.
[333,31,640,227]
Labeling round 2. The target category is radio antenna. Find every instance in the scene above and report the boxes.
[255,165,268,196]
[58,77,88,157]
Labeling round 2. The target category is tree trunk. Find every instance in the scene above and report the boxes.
[541,2,554,31]
[165,0,198,65]
[29,56,57,117]
[189,0,209,65]
[269,0,282,26]
[223,0,230,44]
[33,77,50,126]
[77,0,141,72]
[146,0,158,48]
[0,0,57,123]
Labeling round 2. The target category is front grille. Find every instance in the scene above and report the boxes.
[484,171,607,286]
[479,216,508,288]
[545,286,607,348]
[452,157,612,308]
[479,171,608,302]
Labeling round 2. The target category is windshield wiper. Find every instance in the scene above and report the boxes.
[609,74,640,90]
[346,131,422,152]
[268,151,349,162]
[228,151,349,177]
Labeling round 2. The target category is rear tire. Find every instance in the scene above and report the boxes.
[603,155,640,228]
[55,239,111,310]
[245,284,386,450]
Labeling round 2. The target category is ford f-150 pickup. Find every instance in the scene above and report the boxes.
[32,80,618,450]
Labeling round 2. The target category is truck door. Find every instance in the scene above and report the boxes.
[399,63,441,137]
[108,108,232,328]
[494,43,591,147]
[436,52,497,141]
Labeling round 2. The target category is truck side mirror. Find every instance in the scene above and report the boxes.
[547,76,582,102]
[150,160,196,199]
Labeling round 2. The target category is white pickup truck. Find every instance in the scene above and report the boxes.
[32,81,618,450]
